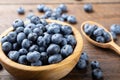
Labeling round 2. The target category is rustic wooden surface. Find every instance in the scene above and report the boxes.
[0,0,120,80]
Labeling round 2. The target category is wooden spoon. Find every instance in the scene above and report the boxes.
[81,21,120,55]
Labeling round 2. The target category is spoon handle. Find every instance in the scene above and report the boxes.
[109,42,120,55]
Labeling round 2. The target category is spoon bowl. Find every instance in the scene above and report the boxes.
[81,21,120,55]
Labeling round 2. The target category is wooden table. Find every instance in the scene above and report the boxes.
[0,0,120,80]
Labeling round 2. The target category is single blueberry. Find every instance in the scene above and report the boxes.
[26,13,35,19]
[12,19,24,29]
[110,24,120,34]
[13,43,20,50]
[37,36,47,47]
[96,36,105,43]
[30,16,41,24]
[61,25,72,35]
[60,38,67,46]
[8,51,20,61]
[29,45,39,52]
[17,32,26,44]
[24,27,32,35]
[19,48,28,55]
[61,14,68,21]
[26,23,36,30]
[18,55,28,65]
[48,54,63,64]
[57,17,64,22]
[31,60,42,66]
[17,7,25,14]
[1,36,8,44]
[27,51,41,63]
[92,69,103,80]
[58,4,67,12]
[76,59,87,70]
[36,23,46,32]
[22,39,32,49]
[84,3,93,12]
[33,28,43,36]
[47,44,60,55]
[43,6,52,12]
[84,23,90,30]
[45,10,52,17]
[51,33,63,44]
[91,61,100,70]
[93,28,104,37]
[28,33,38,41]
[43,33,51,44]
[53,7,62,14]
[15,27,24,33]
[51,12,61,19]
[7,32,17,43]
[37,4,45,12]
[103,32,111,42]
[66,35,77,47]
[2,42,12,52]
[80,52,89,62]
[67,15,77,24]
[61,44,73,57]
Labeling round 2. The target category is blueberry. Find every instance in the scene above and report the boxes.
[91,61,100,70]
[76,59,87,70]
[37,36,47,47]
[51,12,61,19]
[61,14,68,21]
[60,38,67,46]
[51,34,63,44]
[93,28,104,37]
[22,39,31,49]
[0,64,3,70]
[8,51,20,61]
[28,33,37,41]
[18,55,28,65]
[53,7,62,14]
[26,13,35,19]
[61,44,73,57]
[40,52,48,65]
[84,25,97,36]
[2,42,12,52]
[15,27,24,33]
[84,23,90,30]
[43,33,51,44]
[80,52,89,62]
[12,19,24,29]
[19,48,28,55]
[66,35,76,47]
[17,7,25,14]
[84,3,93,12]
[29,45,39,52]
[33,28,43,36]
[96,36,105,43]
[67,15,77,24]
[7,32,17,43]
[110,24,120,34]
[37,4,45,12]
[92,69,103,80]
[47,44,60,55]
[39,47,46,53]
[110,32,117,40]
[61,25,72,35]
[58,4,67,12]
[36,23,46,31]
[48,54,62,64]
[17,32,26,44]
[1,36,8,43]
[30,16,40,24]
[31,60,42,66]
[45,11,52,17]
[24,28,32,35]
[43,6,51,12]
[103,32,111,42]
[57,17,64,22]
[26,23,36,30]
[27,51,40,63]
[13,43,20,50]
[47,23,60,34]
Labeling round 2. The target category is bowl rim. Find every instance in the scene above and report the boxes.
[0,19,83,71]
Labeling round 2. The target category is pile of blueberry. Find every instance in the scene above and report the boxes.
[76,52,103,80]
[17,4,77,24]
[1,15,77,66]
[84,23,111,43]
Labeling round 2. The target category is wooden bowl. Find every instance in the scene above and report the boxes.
[0,19,83,80]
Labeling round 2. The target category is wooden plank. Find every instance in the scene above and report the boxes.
[0,4,120,80]
[0,0,120,4]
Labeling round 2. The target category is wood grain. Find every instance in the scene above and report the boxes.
[0,0,120,4]
[0,3,120,80]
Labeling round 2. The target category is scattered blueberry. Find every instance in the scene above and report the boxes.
[91,61,100,70]
[58,4,67,12]
[61,14,68,21]
[110,24,120,34]
[77,59,87,70]
[92,69,103,80]
[37,4,45,12]
[17,7,25,14]
[80,52,89,63]
[84,3,93,12]
[67,15,77,24]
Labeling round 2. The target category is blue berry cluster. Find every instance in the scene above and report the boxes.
[84,24,111,43]
[1,16,77,66]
